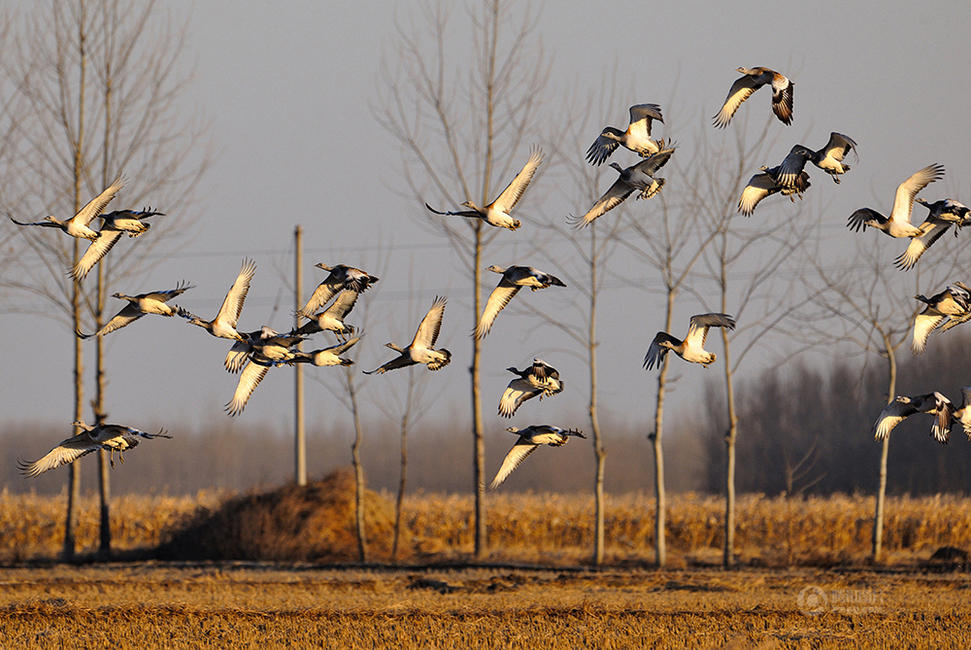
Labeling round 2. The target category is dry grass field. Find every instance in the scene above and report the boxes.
[3,480,971,646]
[1,564,970,647]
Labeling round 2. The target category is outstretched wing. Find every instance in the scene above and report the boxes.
[474,282,520,339]
[492,147,543,213]
[894,222,951,271]
[498,378,542,418]
[777,146,811,188]
[94,303,144,337]
[224,339,252,373]
[872,398,918,440]
[890,164,945,226]
[324,289,360,320]
[911,309,946,355]
[630,148,674,177]
[627,103,663,139]
[299,280,340,318]
[643,331,677,370]
[216,259,257,328]
[770,75,794,125]
[820,132,858,163]
[847,208,886,233]
[738,172,777,216]
[413,296,447,347]
[73,176,125,226]
[72,229,123,281]
[585,127,623,166]
[363,353,414,375]
[569,178,634,228]
[18,437,99,478]
[489,440,539,489]
[685,313,736,349]
[713,74,762,128]
[224,359,269,416]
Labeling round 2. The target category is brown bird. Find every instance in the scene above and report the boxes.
[737,165,810,215]
[297,264,378,319]
[490,425,585,489]
[498,358,564,418]
[872,392,953,444]
[365,296,451,374]
[18,421,171,477]
[586,103,665,165]
[713,66,793,128]
[475,266,566,339]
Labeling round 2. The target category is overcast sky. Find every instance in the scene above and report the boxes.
[2,1,969,468]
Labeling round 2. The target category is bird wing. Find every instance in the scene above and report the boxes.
[770,76,794,125]
[643,331,678,370]
[628,103,663,135]
[713,74,761,128]
[738,172,776,216]
[569,178,634,228]
[777,147,810,188]
[489,440,539,489]
[413,296,447,348]
[72,176,125,226]
[215,259,257,328]
[911,310,946,355]
[474,282,521,339]
[145,282,195,302]
[72,229,123,281]
[630,148,674,177]
[224,359,270,416]
[820,132,858,162]
[299,280,340,318]
[224,340,252,373]
[331,336,362,355]
[498,378,541,418]
[686,313,736,349]
[491,147,543,213]
[324,288,360,319]
[363,352,414,375]
[8,217,59,228]
[95,303,144,337]
[585,128,623,166]
[873,399,919,440]
[530,359,558,384]
[18,436,99,477]
[928,392,953,444]
[847,208,886,233]
[894,222,951,271]
[890,164,945,226]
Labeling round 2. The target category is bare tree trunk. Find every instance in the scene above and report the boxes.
[720,256,738,568]
[346,369,367,562]
[588,225,606,566]
[651,290,676,567]
[392,409,409,563]
[872,333,897,562]
[471,224,486,559]
[64,7,88,561]
[95,263,110,559]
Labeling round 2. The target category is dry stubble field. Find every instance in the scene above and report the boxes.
[1,563,970,648]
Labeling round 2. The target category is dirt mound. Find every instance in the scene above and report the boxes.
[156,468,393,562]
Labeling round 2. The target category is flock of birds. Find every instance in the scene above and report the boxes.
[10,65,971,484]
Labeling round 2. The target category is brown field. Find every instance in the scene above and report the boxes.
[1,564,970,647]
[3,485,971,646]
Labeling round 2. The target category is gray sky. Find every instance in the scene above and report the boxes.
[2,0,969,455]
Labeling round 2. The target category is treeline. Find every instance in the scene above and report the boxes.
[702,329,971,495]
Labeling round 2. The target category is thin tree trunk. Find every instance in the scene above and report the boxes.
[652,289,676,567]
[347,369,367,562]
[588,224,605,566]
[719,251,738,568]
[392,408,409,563]
[96,32,112,561]
[471,224,486,559]
[64,8,87,561]
[872,335,897,562]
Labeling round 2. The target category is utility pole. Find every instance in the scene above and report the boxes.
[294,225,306,485]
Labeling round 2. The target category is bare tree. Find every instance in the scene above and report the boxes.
[376,0,549,559]
[1,0,207,559]
[678,118,812,567]
[800,233,965,561]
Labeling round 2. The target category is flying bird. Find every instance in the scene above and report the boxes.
[364,296,451,374]
[952,387,971,439]
[911,283,971,354]
[498,358,564,418]
[490,425,585,489]
[425,147,543,230]
[586,103,665,165]
[178,258,257,341]
[297,264,378,319]
[872,392,953,444]
[915,198,970,227]
[76,281,194,338]
[292,288,360,340]
[18,421,171,478]
[774,132,859,187]
[475,265,566,339]
[98,208,164,237]
[737,165,811,216]
[224,330,306,416]
[9,176,125,241]
[846,164,945,238]
[713,67,793,128]
[895,199,971,271]
[644,313,736,370]
[290,336,362,367]
[569,148,675,228]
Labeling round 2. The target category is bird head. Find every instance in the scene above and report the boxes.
[461,200,478,210]
[608,162,624,174]
[505,427,520,434]
[510,219,521,230]
[111,292,124,299]
[486,265,505,274]
[314,262,333,271]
